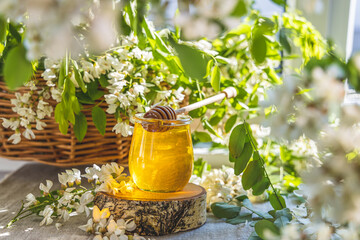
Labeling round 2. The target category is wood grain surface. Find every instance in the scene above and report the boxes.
[94,184,207,236]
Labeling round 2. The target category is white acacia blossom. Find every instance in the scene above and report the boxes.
[39,205,54,226]
[261,58,360,239]
[1,60,58,144]
[260,67,345,142]
[79,206,143,240]
[39,180,53,194]
[18,163,138,239]
[1,83,54,144]
[24,193,37,208]
[190,166,247,208]
[0,0,119,59]
[37,40,185,139]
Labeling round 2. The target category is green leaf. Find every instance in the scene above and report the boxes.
[229,123,247,158]
[250,34,267,65]
[275,208,292,221]
[235,194,249,202]
[54,103,63,122]
[153,50,182,74]
[254,220,280,239]
[279,28,291,54]
[0,17,7,43]
[55,102,69,134]
[87,79,104,100]
[91,90,105,100]
[67,108,75,125]
[268,210,277,218]
[274,216,290,229]
[210,65,221,92]
[72,60,86,93]
[72,99,81,115]
[118,10,131,36]
[76,92,95,104]
[99,75,109,87]
[202,119,222,138]
[3,44,33,90]
[252,177,270,196]
[208,108,226,126]
[189,106,207,118]
[234,142,253,175]
[225,115,238,133]
[92,106,107,136]
[142,17,156,40]
[225,212,252,225]
[0,43,4,55]
[241,160,262,190]
[154,32,171,54]
[226,24,251,39]
[211,202,241,219]
[231,0,249,17]
[254,17,276,35]
[264,67,282,85]
[205,59,214,78]
[87,78,98,94]
[61,78,76,124]
[8,23,21,43]
[242,198,273,219]
[74,112,87,142]
[170,41,208,80]
[58,60,66,87]
[193,158,210,177]
[248,231,262,240]
[269,193,286,210]
[271,0,286,7]
[194,131,212,142]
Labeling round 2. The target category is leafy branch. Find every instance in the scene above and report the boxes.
[211,121,289,239]
[211,194,291,239]
[243,121,284,209]
[228,121,285,205]
[7,186,96,228]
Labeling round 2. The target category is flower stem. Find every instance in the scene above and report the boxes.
[7,186,96,228]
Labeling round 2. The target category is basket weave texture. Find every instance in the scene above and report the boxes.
[0,72,131,166]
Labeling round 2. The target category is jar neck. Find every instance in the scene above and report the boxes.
[133,113,192,126]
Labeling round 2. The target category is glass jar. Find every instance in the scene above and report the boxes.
[129,113,194,192]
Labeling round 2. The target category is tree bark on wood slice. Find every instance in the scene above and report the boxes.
[94,183,207,236]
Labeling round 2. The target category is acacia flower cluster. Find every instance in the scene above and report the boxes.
[40,36,185,138]
[259,56,360,239]
[260,66,345,142]
[79,206,145,240]
[3,35,187,144]
[191,166,247,209]
[8,163,136,232]
[1,80,54,144]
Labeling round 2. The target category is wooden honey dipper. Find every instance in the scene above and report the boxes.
[144,87,237,120]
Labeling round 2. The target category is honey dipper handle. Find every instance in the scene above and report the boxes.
[175,87,237,115]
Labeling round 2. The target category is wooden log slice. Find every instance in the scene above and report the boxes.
[94,183,207,236]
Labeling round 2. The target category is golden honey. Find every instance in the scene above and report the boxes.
[129,114,194,192]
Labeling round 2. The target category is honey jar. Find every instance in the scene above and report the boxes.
[129,113,194,192]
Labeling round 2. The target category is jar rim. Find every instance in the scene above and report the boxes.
[133,113,192,126]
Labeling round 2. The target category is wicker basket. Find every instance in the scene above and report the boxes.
[0,72,131,167]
